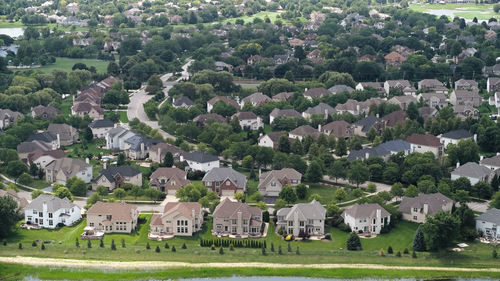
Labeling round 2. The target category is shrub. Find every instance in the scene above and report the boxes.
[146,242,150,250]
[403,248,409,254]
[19,243,22,249]
[75,238,79,248]
[278,245,283,255]
[219,247,224,255]
[287,243,292,252]
[296,246,300,255]
[387,246,393,254]
[100,240,104,248]
[346,232,362,251]
[379,248,385,256]
[41,244,45,250]
[229,244,234,251]
[171,245,176,252]
[32,241,37,247]
[367,183,376,193]
[278,228,284,235]
[164,242,169,249]
[412,251,417,258]
[135,250,140,254]
[271,243,275,252]
[87,240,92,248]
[493,249,498,259]
[3,240,6,246]
[111,240,116,250]
[338,223,351,232]
[396,251,401,257]
[121,239,126,248]
[155,246,160,253]
[412,228,426,252]
[182,243,187,249]
[261,246,266,256]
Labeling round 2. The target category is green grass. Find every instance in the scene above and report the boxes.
[104,111,129,124]
[0,20,24,28]
[32,58,109,74]
[59,97,73,116]
[24,178,50,189]
[409,3,497,20]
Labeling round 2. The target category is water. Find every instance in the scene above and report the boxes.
[0,27,24,38]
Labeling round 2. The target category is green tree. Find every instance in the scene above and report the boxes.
[328,160,346,183]
[242,155,254,169]
[6,160,28,180]
[234,192,245,202]
[84,127,93,141]
[295,183,307,200]
[412,228,426,251]
[346,232,362,251]
[96,185,109,196]
[391,182,404,199]
[278,135,291,153]
[67,177,87,197]
[305,161,323,183]
[117,153,126,166]
[54,186,73,201]
[421,211,460,251]
[404,185,419,197]
[489,191,500,209]
[445,139,479,166]
[31,189,43,199]
[163,152,174,167]
[0,196,22,238]
[274,198,287,210]
[335,137,347,156]
[347,161,370,188]
[113,188,126,199]
[279,185,297,204]
[334,188,347,202]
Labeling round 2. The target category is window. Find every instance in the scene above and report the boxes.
[106,215,112,220]
[299,221,304,227]
[48,213,53,218]
[413,216,417,220]
[39,212,43,217]
[232,219,237,224]
[243,219,248,225]
[288,228,293,234]
[33,210,37,214]
[231,226,237,233]
[413,208,418,212]
[271,181,276,187]
[243,226,248,233]
[226,181,230,186]
[49,220,53,226]
[308,219,313,225]
[288,221,293,226]
[90,223,94,227]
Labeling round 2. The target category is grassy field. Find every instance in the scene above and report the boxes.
[409,3,497,20]
[33,58,109,74]
[0,20,24,28]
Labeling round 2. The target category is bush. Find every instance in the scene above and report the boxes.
[271,243,275,252]
[155,246,160,253]
[412,251,417,258]
[338,223,351,232]
[404,248,409,254]
[171,245,176,252]
[87,240,92,248]
[111,239,116,250]
[367,183,376,193]
[19,243,22,249]
[3,240,6,246]
[211,244,215,250]
[41,244,45,250]
[146,242,150,250]
[75,238,79,248]
[219,247,224,255]
[396,251,401,257]
[287,243,292,252]
[387,246,393,254]
[346,232,362,251]
[122,239,126,248]
[261,246,266,255]
[278,245,283,255]
[182,243,187,249]
[164,242,169,249]
[296,246,300,255]
[493,249,498,259]
[32,241,37,247]
[379,248,385,256]
[324,233,331,240]
[229,244,234,251]
[100,240,104,248]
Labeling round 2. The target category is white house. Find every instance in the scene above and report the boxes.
[106,126,136,150]
[276,200,326,237]
[451,162,492,185]
[342,203,391,234]
[88,119,115,139]
[25,194,81,228]
[439,129,475,148]
[476,208,500,240]
[232,112,263,131]
[258,131,286,150]
[183,151,220,172]
[406,133,443,158]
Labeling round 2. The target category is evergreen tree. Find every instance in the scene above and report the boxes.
[335,137,347,156]
[219,247,224,254]
[41,244,45,250]
[163,152,174,167]
[278,135,291,153]
[171,245,176,252]
[111,239,116,250]
[122,239,126,248]
[100,240,104,248]
[146,242,150,250]
[155,245,160,253]
[412,228,426,252]
[165,242,169,249]
[346,232,362,251]
[287,243,292,252]
[75,238,79,248]
[87,240,92,248]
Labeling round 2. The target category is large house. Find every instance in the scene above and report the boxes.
[202,167,247,196]
[45,157,92,185]
[418,93,447,109]
[480,154,500,171]
[449,90,481,107]
[86,201,139,233]
[342,203,391,234]
[71,102,104,120]
[31,105,61,120]
[439,129,475,148]
[150,167,191,195]
[269,108,302,124]
[27,149,65,168]
[92,165,142,191]
[321,120,354,138]
[289,125,321,141]
[302,103,336,120]
[398,193,453,223]
[240,92,271,108]
[304,87,330,100]
[417,79,447,94]
[88,119,114,139]
[106,127,136,150]
[183,151,220,172]
[258,131,287,150]
[347,139,411,161]
[0,109,22,129]
[47,123,78,146]
[258,168,302,197]
[451,162,492,185]
[150,202,204,238]
[406,133,443,157]
[475,208,500,240]
[149,142,185,164]
[212,199,263,237]
[232,111,263,131]
[276,200,326,237]
[206,96,239,113]
[25,194,81,229]
[27,132,60,150]
[383,80,411,95]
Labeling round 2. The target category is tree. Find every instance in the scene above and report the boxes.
[84,127,93,141]
[347,161,370,188]
[17,173,32,185]
[305,161,323,183]
[294,46,306,61]
[117,153,126,166]
[113,188,126,199]
[0,196,22,238]
[328,160,346,183]
[404,185,419,197]
[242,155,254,169]
[54,187,73,201]
[96,186,109,196]
[31,189,43,199]
[390,183,404,199]
[446,139,479,167]
[412,228,426,252]
[67,177,87,197]
[335,137,347,156]
[296,183,307,200]
[334,188,347,202]
[6,160,28,180]
[346,232,362,251]
[279,185,297,204]
[234,192,245,202]
[407,102,418,120]
[163,152,174,167]
[490,191,500,209]
[420,211,460,251]
[473,181,493,199]
[278,135,290,153]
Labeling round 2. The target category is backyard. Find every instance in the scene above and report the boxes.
[31,58,109,74]
[409,3,497,21]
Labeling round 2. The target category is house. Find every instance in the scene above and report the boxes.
[328,85,354,95]
[489,92,500,112]
[418,93,447,109]
[0,109,23,129]
[92,166,142,191]
[206,96,239,113]
[17,140,53,161]
[149,142,185,164]
[272,92,294,102]
[71,102,104,120]
[276,200,326,236]
[240,92,271,108]
[215,61,232,72]
[25,194,81,229]
[184,151,219,172]
[0,189,28,210]
[47,123,78,146]
[342,203,391,234]
[150,202,204,238]
[383,80,412,95]
[453,105,479,119]
[450,90,481,106]
[269,108,302,124]
[377,139,411,155]
[485,66,500,78]
[258,131,288,150]
[321,120,353,138]
[398,193,453,223]
[355,82,385,93]
[480,154,500,171]
[86,202,139,233]
[354,115,384,137]
[123,134,160,160]
[202,167,246,196]
[302,103,336,120]
[105,127,136,150]
[382,110,407,128]
[27,149,65,168]
[418,107,439,120]
[212,198,263,237]
[258,168,302,197]
[247,55,268,65]
[27,132,60,150]
[451,162,492,185]
[439,129,475,148]
[348,139,411,161]
[44,157,92,185]
[193,113,227,126]
[289,125,321,141]
[406,133,443,157]
[388,95,417,110]
[304,88,329,100]
[150,167,190,194]
[455,79,478,91]
[88,119,114,139]
[384,51,406,67]
[31,105,60,120]
[476,208,500,240]
[172,96,195,109]
[417,79,447,94]
[232,111,263,131]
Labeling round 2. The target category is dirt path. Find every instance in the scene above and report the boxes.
[0,256,499,272]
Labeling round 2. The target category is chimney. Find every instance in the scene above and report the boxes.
[324,109,328,119]
[258,168,261,178]
[423,203,429,215]
[304,88,308,93]
[473,134,477,142]
[356,104,360,114]
[86,157,90,164]
[318,124,322,132]
[376,113,379,118]
[158,147,161,159]
[480,155,484,161]
[43,202,47,213]
[103,161,107,169]
[376,209,381,220]
[456,162,460,168]
[192,208,195,220]
[56,133,61,149]
[141,142,145,153]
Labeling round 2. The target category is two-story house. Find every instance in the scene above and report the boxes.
[150,202,204,238]
[92,165,142,191]
[406,133,443,158]
[476,208,500,240]
[276,200,326,237]
[88,119,115,139]
[342,203,391,234]
[202,167,247,196]
[258,168,302,197]
[212,199,263,237]
[86,201,139,233]
[183,151,220,172]
[150,167,191,195]
[231,111,263,131]
[25,194,81,228]
[398,193,453,223]
[44,157,92,185]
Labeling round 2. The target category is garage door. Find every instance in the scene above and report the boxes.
[221,189,234,197]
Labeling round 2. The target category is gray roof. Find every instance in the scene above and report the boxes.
[476,208,500,225]
[27,132,57,143]
[290,125,320,139]
[96,165,141,183]
[480,154,500,168]
[25,194,76,212]
[355,115,382,132]
[202,167,247,189]
[47,123,75,141]
[451,162,491,179]
[276,200,326,221]
[213,198,261,219]
[17,141,52,154]
[173,96,194,107]
[125,135,160,151]
[89,119,114,129]
[441,129,474,140]
[304,103,336,115]
[342,203,390,219]
[378,139,411,152]
[107,127,128,138]
[328,85,354,94]
[184,151,219,163]
[270,108,302,118]
[46,157,91,179]
[347,146,390,161]
[398,193,452,215]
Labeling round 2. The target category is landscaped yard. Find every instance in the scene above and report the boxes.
[409,3,497,20]
[31,58,109,74]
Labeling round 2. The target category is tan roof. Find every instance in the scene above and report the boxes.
[28,149,65,163]
[342,203,390,219]
[163,202,202,219]
[150,167,190,189]
[87,201,137,222]
[213,198,261,219]
[382,110,408,127]
[322,120,353,137]
[207,96,239,109]
[46,157,91,179]
[258,168,302,190]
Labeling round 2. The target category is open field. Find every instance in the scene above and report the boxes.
[409,3,497,20]
[31,58,109,74]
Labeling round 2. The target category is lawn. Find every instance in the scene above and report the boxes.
[104,111,129,124]
[409,3,497,20]
[0,20,24,28]
[59,97,73,116]
[31,58,109,74]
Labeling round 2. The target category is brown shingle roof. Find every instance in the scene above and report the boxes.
[163,202,202,219]
[87,201,137,222]
[406,133,441,147]
[213,198,261,219]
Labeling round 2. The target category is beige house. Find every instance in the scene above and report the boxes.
[398,193,453,223]
[406,133,443,158]
[47,123,78,146]
[92,165,142,191]
[276,200,326,237]
[258,168,302,197]
[44,157,92,185]
[86,201,139,233]
[149,202,203,238]
[150,167,191,195]
[148,142,185,164]
[212,199,263,237]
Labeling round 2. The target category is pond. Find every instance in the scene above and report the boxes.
[0,27,24,38]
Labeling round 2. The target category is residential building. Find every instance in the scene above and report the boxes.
[123,134,160,160]
[303,88,330,100]
[302,103,336,120]
[26,132,60,150]
[450,90,481,106]
[476,208,500,240]
[193,113,227,126]
[206,96,239,113]
[149,142,185,164]
[47,123,78,146]
[384,51,406,67]
[232,111,263,130]
[150,167,190,195]
[289,125,321,141]
[388,95,417,110]
[418,93,447,108]
[71,102,104,120]
[86,202,139,233]
[453,105,479,119]
[202,167,247,196]
[451,162,492,185]
[240,92,271,108]
[272,92,294,102]
[24,194,81,228]
[105,127,136,150]
[439,129,475,148]
[92,165,142,191]
[276,200,326,236]
[31,105,60,120]
[258,131,288,150]
[212,198,263,237]
[382,110,407,128]
[44,157,92,184]
[355,82,385,93]
[150,202,204,237]
[320,120,354,138]
[398,193,453,223]
[406,133,443,157]
[342,203,391,234]
[258,168,302,197]
[17,140,52,161]
[418,107,439,120]
[487,77,500,93]
[417,79,447,94]
[383,80,412,95]
[172,96,195,109]
[183,151,220,172]
[328,85,354,95]
[269,108,302,123]
[0,109,22,129]
[27,149,65,168]
[88,119,115,139]
[455,79,478,91]
[480,154,500,171]
[0,189,28,210]
[354,115,384,137]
